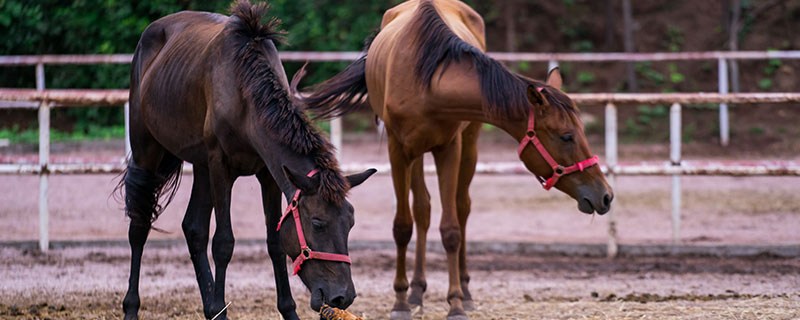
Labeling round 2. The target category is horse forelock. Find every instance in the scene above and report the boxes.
[411,0,529,120]
[227,0,347,205]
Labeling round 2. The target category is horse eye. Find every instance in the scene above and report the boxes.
[560,133,574,142]
[311,218,326,230]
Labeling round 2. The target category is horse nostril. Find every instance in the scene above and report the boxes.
[329,295,347,308]
[603,194,612,207]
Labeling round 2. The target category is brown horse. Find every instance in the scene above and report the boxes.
[120,1,375,319]
[304,0,613,319]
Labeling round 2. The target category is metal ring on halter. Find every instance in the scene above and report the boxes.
[301,247,312,259]
[554,166,565,175]
[526,130,535,137]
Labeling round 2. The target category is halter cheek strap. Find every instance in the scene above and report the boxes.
[277,169,352,275]
[518,88,599,190]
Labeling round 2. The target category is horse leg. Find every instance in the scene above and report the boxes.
[256,169,300,320]
[122,132,180,320]
[432,134,467,320]
[180,165,216,318]
[388,136,415,320]
[408,157,431,311]
[456,123,481,311]
[207,146,236,320]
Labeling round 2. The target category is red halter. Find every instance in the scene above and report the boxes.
[276,169,352,275]
[518,88,599,190]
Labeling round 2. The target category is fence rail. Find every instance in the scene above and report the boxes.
[2,50,800,65]
[2,51,799,254]
[3,89,800,107]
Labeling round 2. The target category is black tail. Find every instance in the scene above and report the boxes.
[116,155,183,228]
[302,33,375,120]
[302,55,368,120]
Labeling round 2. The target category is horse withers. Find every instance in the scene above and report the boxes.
[304,1,612,319]
[119,1,375,319]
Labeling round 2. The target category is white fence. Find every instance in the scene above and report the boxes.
[2,52,800,255]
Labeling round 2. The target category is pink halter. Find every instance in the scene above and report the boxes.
[277,169,351,275]
[518,87,599,190]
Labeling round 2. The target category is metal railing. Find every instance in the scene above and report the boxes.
[2,51,800,254]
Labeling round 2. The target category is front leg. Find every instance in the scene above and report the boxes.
[389,136,415,320]
[432,134,467,320]
[207,147,236,320]
[257,169,300,320]
[408,157,431,311]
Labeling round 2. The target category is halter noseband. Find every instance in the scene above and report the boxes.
[276,169,351,275]
[518,87,599,190]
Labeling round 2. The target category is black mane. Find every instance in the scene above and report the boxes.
[227,0,348,204]
[413,1,576,118]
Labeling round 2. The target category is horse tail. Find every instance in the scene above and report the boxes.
[302,33,376,120]
[112,32,182,229]
[115,155,183,229]
[302,55,368,120]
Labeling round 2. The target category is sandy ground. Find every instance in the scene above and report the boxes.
[1,244,799,319]
[1,138,800,319]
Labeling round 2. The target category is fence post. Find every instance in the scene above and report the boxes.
[124,101,131,158]
[670,102,682,245]
[547,60,559,73]
[331,118,343,161]
[718,58,730,146]
[36,63,50,252]
[604,102,618,258]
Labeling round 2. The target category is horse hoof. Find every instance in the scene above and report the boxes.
[446,314,469,320]
[462,299,475,311]
[390,310,412,320]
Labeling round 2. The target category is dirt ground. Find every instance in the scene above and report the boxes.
[1,244,799,320]
[1,137,800,319]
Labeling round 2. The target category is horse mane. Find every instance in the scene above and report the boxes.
[518,75,579,115]
[413,1,575,119]
[227,0,348,204]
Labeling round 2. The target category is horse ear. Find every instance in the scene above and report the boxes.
[347,168,377,188]
[526,85,545,106]
[546,67,563,91]
[283,165,318,194]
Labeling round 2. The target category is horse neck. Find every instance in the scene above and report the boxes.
[247,127,321,200]
[426,66,530,142]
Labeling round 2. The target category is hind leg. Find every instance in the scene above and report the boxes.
[122,134,180,319]
[456,123,480,311]
[257,168,300,320]
[180,165,217,318]
[408,157,431,311]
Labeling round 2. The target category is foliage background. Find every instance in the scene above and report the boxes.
[0,0,797,140]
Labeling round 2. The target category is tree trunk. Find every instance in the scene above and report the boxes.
[622,0,637,92]
[729,0,741,93]
[604,0,616,51]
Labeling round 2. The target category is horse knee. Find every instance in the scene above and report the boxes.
[392,219,413,247]
[439,225,462,253]
[212,231,235,265]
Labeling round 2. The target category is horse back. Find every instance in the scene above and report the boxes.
[366,0,485,131]
[130,11,230,163]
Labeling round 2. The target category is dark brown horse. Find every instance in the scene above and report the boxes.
[120,1,375,319]
[304,1,613,319]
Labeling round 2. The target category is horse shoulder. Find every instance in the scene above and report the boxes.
[455,2,486,50]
